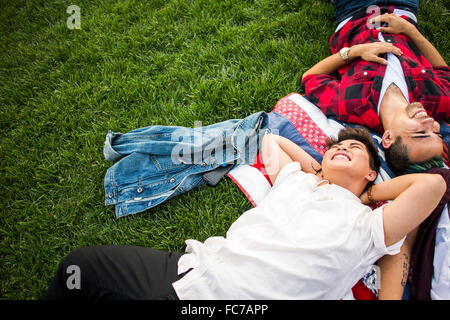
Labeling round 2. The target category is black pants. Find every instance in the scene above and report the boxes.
[44,245,185,300]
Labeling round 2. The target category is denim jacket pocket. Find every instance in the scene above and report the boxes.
[151,154,190,172]
[114,171,206,217]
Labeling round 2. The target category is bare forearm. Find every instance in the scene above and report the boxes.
[302,52,347,81]
[377,228,418,300]
[260,134,293,184]
[407,28,447,67]
[363,173,438,203]
[370,13,447,67]
[369,173,445,246]
[271,135,320,174]
[302,42,402,81]
[377,251,410,300]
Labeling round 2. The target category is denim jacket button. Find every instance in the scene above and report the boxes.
[201,162,206,167]
[108,193,114,199]
[137,187,143,193]
[170,178,176,183]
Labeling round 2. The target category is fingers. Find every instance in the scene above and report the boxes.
[377,26,393,33]
[369,13,396,25]
[372,56,388,65]
[373,41,403,56]
[369,13,388,27]
[363,42,403,64]
[368,13,409,35]
[382,42,403,56]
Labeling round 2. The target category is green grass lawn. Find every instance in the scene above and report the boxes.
[1,0,449,299]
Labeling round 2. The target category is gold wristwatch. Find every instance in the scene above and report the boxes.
[339,47,351,62]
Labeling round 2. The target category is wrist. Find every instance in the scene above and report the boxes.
[367,185,375,203]
[348,45,360,61]
[405,24,420,39]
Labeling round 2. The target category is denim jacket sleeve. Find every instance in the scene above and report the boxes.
[103,111,268,217]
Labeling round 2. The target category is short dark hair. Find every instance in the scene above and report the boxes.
[384,137,409,175]
[326,127,381,173]
[384,136,444,175]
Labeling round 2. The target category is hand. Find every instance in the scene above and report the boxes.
[369,13,415,36]
[350,42,403,65]
[359,190,370,205]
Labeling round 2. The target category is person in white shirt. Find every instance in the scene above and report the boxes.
[44,127,445,300]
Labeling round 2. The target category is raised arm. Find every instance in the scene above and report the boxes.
[301,42,403,82]
[361,173,446,247]
[260,133,320,185]
[370,14,447,67]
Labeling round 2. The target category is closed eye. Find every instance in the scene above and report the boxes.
[349,142,363,149]
[411,132,442,139]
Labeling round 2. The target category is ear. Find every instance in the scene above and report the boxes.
[381,130,394,149]
[365,169,377,182]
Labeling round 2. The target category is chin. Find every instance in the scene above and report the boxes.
[326,158,352,167]
[322,163,354,175]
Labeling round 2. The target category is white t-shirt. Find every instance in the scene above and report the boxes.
[431,204,450,300]
[172,162,404,299]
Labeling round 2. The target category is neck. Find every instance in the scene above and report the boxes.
[379,84,409,131]
[321,172,366,198]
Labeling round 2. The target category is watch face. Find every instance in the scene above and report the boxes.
[340,47,349,59]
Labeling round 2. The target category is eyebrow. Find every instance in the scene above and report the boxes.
[349,142,364,147]
[332,141,365,148]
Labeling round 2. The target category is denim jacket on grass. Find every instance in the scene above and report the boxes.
[103,111,268,217]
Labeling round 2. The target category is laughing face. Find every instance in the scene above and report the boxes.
[383,102,443,163]
[321,139,376,182]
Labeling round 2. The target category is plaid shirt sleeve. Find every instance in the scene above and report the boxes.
[302,73,341,118]
[424,65,450,121]
[433,65,450,99]
[433,66,450,86]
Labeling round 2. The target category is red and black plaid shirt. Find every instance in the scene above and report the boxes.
[302,5,450,134]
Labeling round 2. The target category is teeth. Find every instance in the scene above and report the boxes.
[333,154,350,161]
[414,111,427,118]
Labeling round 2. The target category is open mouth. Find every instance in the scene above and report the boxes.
[412,109,428,119]
[331,153,351,161]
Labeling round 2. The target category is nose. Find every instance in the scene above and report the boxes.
[419,117,435,131]
[337,146,347,151]
[432,120,440,133]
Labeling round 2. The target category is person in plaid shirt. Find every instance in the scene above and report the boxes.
[302,2,449,175]
[302,1,449,300]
